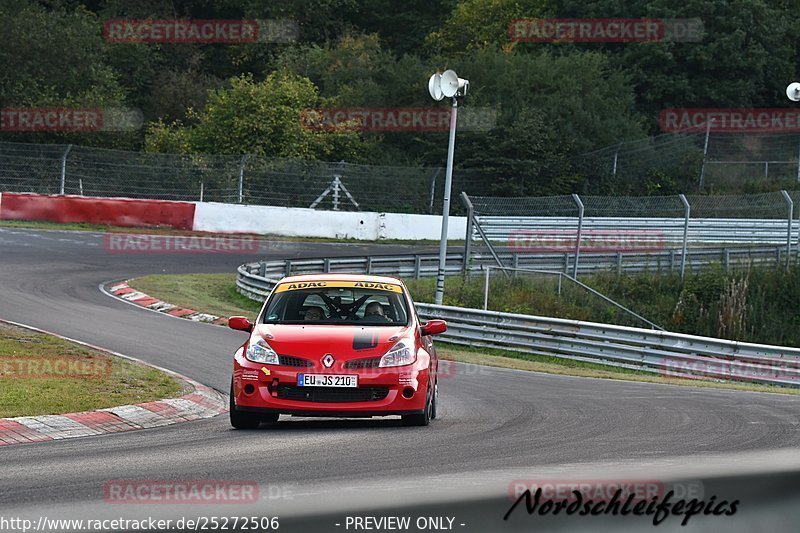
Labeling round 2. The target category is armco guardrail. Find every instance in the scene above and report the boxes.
[236,254,800,388]
[476,216,799,245]
[238,245,791,285]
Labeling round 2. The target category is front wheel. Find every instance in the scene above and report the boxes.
[402,385,432,427]
[229,380,262,430]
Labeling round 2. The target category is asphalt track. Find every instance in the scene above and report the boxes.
[2,227,800,531]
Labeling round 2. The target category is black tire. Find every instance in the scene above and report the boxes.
[430,380,439,420]
[261,413,279,424]
[402,385,432,427]
[229,380,262,430]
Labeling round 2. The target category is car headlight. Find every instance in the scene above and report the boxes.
[246,339,279,364]
[379,340,416,367]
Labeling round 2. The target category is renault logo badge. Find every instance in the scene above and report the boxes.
[322,354,335,368]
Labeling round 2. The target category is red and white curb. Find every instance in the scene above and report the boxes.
[104,281,228,325]
[0,319,227,446]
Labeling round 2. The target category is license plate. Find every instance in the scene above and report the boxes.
[298,374,358,388]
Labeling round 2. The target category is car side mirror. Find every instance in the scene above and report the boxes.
[228,316,253,332]
[420,320,447,336]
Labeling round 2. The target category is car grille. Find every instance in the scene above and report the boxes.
[277,386,389,403]
[278,355,313,367]
[343,357,381,369]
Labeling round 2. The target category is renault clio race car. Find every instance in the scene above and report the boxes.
[228,273,447,428]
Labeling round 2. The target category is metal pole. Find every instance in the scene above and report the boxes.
[483,266,490,310]
[679,194,691,279]
[782,190,793,270]
[434,98,459,305]
[60,144,72,195]
[78,179,83,196]
[699,120,711,189]
[461,192,474,275]
[238,154,249,204]
[571,193,584,278]
[612,144,620,178]
[200,182,204,202]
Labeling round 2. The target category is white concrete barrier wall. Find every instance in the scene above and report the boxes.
[193,202,466,241]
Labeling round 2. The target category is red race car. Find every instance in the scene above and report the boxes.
[228,273,447,428]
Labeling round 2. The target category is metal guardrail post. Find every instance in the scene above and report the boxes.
[60,144,73,195]
[782,190,793,270]
[679,194,691,280]
[414,255,422,279]
[323,258,331,273]
[284,259,292,276]
[572,194,584,278]
[366,256,373,274]
[483,266,490,310]
[258,261,266,277]
[461,192,474,275]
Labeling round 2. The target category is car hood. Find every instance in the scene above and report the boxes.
[253,324,411,358]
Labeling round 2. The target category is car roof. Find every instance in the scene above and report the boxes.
[278,273,406,286]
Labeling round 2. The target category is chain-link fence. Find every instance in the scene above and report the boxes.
[579,132,800,194]
[0,141,503,214]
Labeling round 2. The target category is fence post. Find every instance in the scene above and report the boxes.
[797,141,800,183]
[461,192,474,275]
[571,194,584,278]
[699,122,712,189]
[429,168,441,214]
[60,144,73,195]
[679,194,691,280]
[238,154,250,204]
[782,190,793,270]
[612,144,620,178]
[199,182,204,202]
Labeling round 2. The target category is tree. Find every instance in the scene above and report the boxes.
[145,71,368,160]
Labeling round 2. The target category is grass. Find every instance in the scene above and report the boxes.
[0,219,455,246]
[127,273,800,396]
[0,322,184,417]
[131,273,261,319]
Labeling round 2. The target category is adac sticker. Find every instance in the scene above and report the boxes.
[275,280,402,293]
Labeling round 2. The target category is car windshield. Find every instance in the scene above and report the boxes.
[262,281,409,326]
